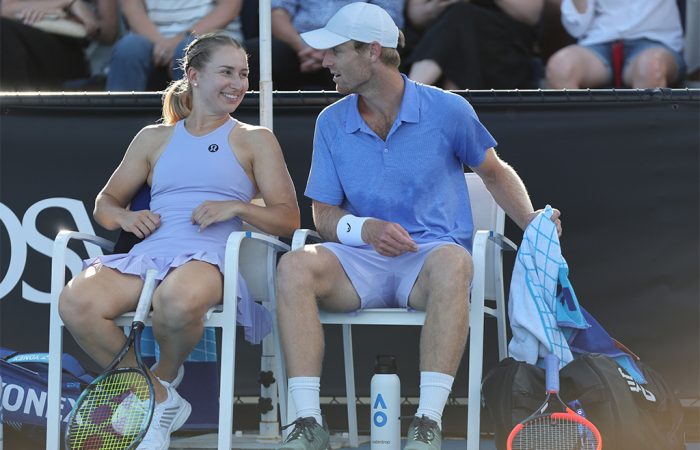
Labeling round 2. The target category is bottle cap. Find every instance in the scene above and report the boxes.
[374,354,397,374]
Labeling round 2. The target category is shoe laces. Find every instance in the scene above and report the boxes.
[405,415,438,443]
[281,417,319,443]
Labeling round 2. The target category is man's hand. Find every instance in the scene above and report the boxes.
[191,200,240,232]
[526,208,562,237]
[117,210,161,239]
[152,35,182,67]
[362,219,419,257]
[297,46,324,73]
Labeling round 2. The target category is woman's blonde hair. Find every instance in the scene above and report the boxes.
[161,32,246,124]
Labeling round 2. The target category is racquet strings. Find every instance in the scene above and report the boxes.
[67,370,152,450]
[510,414,600,450]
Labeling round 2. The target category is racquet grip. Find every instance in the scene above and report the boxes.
[133,269,158,323]
[544,354,560,393]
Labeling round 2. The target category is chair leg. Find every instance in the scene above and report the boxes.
[46,323,64,450]
[259,330,280,438]
[342,324,359,447]
[467,309,485,450]
[218,324,236,449]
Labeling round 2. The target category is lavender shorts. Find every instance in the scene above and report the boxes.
[321,241,468,309]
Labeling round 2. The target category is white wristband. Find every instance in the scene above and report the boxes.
[336,214,369,246]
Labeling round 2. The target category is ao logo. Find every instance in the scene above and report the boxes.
[373,393,388,426]
[0,198,101,304]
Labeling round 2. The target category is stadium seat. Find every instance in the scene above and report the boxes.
[45,224,289,450]
[279,172,517,449]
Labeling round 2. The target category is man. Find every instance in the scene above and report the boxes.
[275,3,562,449]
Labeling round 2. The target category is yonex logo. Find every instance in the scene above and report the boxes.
[208,144,219,152]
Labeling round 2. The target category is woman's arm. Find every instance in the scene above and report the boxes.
[1,0,71,18]
[92,0,119,43]
[94,126,165,237]
[406,0,458,30]
[187,0,241,36]
[494,0,544,26]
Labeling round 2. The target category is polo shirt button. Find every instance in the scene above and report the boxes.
[384,147,389,153]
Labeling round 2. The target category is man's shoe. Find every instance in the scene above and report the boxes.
[278,417,329,450]
[136,384,191,449]
[404,415,442,450]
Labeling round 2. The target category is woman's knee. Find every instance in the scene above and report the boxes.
[627,48,675,87]
[151,283,212,329]
[58,283,102,330]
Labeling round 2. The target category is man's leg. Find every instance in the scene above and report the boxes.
[106,33,154,91]
[407,245,473,440]
[276,244,360,434]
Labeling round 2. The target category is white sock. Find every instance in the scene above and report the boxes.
[415,371,454,429]
[288,377,323,426]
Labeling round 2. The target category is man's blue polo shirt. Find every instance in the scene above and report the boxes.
[305,75,497,250]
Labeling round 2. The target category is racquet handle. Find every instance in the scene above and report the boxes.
[544,354,560,393]
[133,269,158,323]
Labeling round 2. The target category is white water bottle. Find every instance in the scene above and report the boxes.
[370,355,400,450]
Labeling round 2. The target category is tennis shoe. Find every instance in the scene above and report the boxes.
[136,384,191,450]
[278,417,330,450]
[404,415,442,450]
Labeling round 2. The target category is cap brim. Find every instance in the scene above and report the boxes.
[300,28,350,50]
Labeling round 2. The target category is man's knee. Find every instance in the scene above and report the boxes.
[276,249,317,294]
[112,33,152,64]
[426,245,473,282]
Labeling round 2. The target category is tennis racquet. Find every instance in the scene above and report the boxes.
[65,269,159,450]
[507,354,602,450]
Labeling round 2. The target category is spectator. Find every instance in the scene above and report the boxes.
[546,0,685,88]
[0,0,119,91]
[405,0,543,89]
[246,0,404,91]
[106,0,243,91]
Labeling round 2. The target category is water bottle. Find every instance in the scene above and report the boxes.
[370,355,400,450]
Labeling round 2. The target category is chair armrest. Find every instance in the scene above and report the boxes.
[53,230,116,255]
[291,228,322,250]
[226,230,291,255]
[488,231,517,252]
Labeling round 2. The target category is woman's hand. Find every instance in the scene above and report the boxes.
[16,7,63,25]
[117,210,161,239]
[69,0,100,37]
[191,200,241,232]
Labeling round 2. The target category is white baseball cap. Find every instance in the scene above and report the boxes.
[300,2,399,50]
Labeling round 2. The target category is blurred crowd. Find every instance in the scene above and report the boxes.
[1,0,698,92]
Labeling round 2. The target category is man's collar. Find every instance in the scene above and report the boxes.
[344,74,420,134]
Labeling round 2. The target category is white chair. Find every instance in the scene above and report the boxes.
[279,172,517,449]
[46,224,289,450]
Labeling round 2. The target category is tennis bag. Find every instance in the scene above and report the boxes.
[0,347,94,444]
[482,354,685,450]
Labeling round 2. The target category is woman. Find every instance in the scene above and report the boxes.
[0,0,119,90]
[58,32,300,449]
[404,0,543,89]
[546,0,685,88]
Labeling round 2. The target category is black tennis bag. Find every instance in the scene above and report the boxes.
[482,354,685,450]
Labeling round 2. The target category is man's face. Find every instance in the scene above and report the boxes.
[321,41,372,95]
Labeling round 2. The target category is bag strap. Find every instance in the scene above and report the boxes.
[5,352,92,382]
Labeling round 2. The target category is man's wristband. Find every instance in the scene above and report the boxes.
[336,214,369,246]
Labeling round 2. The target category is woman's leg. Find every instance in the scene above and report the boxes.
[58,264,144,368]
[624,46,679,88]
[546,44,610,88]
[150,261,223,384]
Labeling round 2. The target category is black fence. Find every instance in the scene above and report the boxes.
[1,89,698,399]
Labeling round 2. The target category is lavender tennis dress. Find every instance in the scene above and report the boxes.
[85,117,271,343]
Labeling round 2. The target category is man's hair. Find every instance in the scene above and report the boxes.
[353,30,405,68]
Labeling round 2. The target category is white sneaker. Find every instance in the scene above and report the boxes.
[136,383,191,450]
[150,362,185,389]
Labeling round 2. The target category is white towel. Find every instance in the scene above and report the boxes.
[507,205,587,367]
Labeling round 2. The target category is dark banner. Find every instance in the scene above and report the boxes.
[1,90,698,399]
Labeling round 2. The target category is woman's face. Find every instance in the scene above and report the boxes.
[191,44,249,114]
